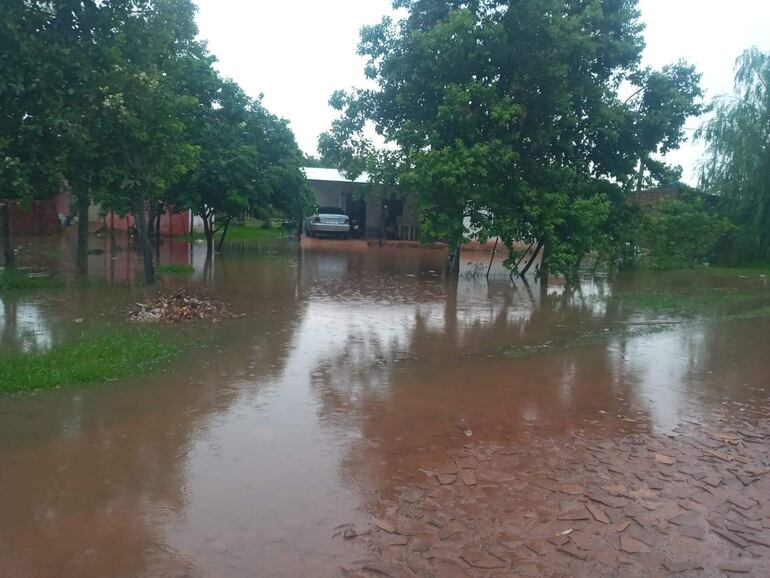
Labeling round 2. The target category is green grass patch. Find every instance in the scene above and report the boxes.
[0,327,182,395]
[700,264,770,277]
[177,224,284,243]
[612,289,756,315]
[0,268,64,291]
[724,305,770,322]
[158,264,194,275]
[223,225,284,241]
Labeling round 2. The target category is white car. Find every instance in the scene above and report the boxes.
[304,206,351,238]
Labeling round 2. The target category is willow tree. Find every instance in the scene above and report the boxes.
[320,0,702,280]
[699,47,770,262]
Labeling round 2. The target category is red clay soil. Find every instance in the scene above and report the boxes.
[341,417,770,577]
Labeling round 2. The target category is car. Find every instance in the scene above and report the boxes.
[304,206,351,238]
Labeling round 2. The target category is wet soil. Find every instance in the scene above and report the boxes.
[1,236,769,577]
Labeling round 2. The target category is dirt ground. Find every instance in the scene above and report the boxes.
[341,413,770,578]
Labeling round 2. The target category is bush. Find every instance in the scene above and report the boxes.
[641,197,733,269]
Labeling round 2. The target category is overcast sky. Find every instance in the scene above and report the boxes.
[194,0,770,184]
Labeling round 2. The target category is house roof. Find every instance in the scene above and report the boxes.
[302,167,370,184]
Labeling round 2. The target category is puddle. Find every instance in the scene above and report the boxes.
[0,238,768,577]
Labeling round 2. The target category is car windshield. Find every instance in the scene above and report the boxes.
[317,207,346,215]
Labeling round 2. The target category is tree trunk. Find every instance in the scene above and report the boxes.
[148,202,157,246]
[109,212,117,253]
[202,212,214,256]
[486,237,499,278]
[154,205,162,255]
[509,241,535,279]
[76,189,90,276]
[520,239,543,276]
[538,242,550,282]
[134,196,155,285]
[216,217,231,252]
[635,155,646,201]
[1,201,15,268]
[445,234,462,275]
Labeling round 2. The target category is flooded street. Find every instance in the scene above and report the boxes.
[1,239,769,577]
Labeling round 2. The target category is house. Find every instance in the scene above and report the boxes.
[303,167,421,241]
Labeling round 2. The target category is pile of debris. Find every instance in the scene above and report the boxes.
[129,289,232,323]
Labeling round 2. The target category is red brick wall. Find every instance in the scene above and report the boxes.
[104,209,191,237]
[3,199,60,236]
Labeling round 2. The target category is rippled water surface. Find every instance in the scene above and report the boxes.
[1,238,768,577]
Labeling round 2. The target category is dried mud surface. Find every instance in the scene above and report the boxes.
[343,416,770,578]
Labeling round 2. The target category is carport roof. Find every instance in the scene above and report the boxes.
[302,167,370,184]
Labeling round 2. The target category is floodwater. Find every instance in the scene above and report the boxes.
[1,237,769,577]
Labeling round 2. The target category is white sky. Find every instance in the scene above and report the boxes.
[194,0,770,185]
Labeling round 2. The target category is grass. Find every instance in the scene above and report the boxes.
[158,264,194,275]
[176,224,285,243]
[0,267,64,291]
[0,327,182,395]
[221,224,284,241]
[701,264,770,276]
[611,289,757,315]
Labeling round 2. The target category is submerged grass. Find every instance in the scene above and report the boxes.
[0,327,182,395]
[0,268,64,291]
[702,264,770,277]
[612,289,757,315]
[497,302,770,361]
[157,264,194,275]
[499,323,675,360]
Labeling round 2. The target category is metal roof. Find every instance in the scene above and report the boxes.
[302,167,370,184]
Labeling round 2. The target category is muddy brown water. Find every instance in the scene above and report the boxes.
[1,238,769,577]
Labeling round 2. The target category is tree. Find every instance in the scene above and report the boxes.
[0,2,66,268]
[640,193,732,269]
[628,61,704,195]
[47,0,123,276]
[96,1,203,283]
[699,47,770,262]
[321,0,703,281]
[173,77,310,256]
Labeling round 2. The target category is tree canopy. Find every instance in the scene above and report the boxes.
[320,0,703,279]
[699,47,770,263]
[1,0,309,282]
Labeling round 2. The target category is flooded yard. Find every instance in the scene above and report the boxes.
[1,238,769,577]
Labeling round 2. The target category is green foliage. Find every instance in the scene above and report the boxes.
[0,327,181,394]
[629,62,704,191]
[1,1,309,274]
[0,2,65,203]
[170,75,310,253]
[699,47,770,263]
[320,0,703,280]
[640,196,733,269]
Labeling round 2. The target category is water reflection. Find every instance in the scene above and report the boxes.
[0,245,768,577]
[0,299,53,352]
